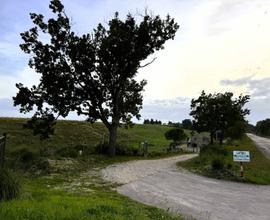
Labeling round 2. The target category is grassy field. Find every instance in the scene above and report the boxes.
[0,117,190,156]
[178,135,270,184]
[0,117,185,220]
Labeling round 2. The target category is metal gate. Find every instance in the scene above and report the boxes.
[0,133,6,168]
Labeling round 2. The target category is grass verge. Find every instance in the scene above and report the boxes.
[0,154,183,220]
[178,135,270,184]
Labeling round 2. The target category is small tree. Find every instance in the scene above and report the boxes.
[165,128,187,144]
[182,119,193,130]
[13,0,179,155]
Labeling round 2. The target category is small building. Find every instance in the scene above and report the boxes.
[188,133,210,148]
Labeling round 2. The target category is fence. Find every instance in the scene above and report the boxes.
[0,133,7,168]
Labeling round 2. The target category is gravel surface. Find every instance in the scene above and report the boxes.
[247,133,270,159]
[102,150,270,220]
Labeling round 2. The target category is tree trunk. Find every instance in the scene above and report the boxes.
[210,132,214,145]
[108,125,117,156]
[219,131,223,145]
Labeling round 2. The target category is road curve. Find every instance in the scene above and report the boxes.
[102,154,270,220]
[246,133,270,159]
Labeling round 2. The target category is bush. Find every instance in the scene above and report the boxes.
[95,142,139,156]
[211,159,224,170]
[56,147,78,158]
[19,148,35,162]
[0,169,20,201]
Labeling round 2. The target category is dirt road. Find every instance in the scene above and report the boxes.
[102,154,270,220]
[247,133,270,159]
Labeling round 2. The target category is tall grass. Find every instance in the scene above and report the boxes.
[0,169,20,201]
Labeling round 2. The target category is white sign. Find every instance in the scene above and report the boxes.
[233,151,250,162]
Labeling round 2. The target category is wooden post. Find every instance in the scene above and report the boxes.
[0,133,7,168]
[240,162,244,178]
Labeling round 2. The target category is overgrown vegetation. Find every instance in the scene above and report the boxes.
[178,135,270,184]
[0,169,20,201]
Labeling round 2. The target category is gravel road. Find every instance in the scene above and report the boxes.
[102,152,270,220]
[247,133,270,159]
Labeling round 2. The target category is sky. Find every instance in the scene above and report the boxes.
[0,0,270,124]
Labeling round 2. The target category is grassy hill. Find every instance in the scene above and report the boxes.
[0,117,184,220]
[0,117,190,156]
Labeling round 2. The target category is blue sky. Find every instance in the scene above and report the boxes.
[1,0,270,124]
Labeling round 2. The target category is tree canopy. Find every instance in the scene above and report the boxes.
[190,91,250,144]
[164,128,187,143]
[13,0,179,155]
[181,119,193,130]
[255,119,270,137]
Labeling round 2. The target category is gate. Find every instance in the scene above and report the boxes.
[0,133,6,168]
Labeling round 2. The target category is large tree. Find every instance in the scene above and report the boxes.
[190,91,250,144]
[13,0,179,155]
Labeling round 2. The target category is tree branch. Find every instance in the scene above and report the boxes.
[139,57,157,68]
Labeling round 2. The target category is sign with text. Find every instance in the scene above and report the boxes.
[233,151,250,162]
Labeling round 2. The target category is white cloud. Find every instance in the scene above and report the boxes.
[0,66,40,99]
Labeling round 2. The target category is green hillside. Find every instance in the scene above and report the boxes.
[0,117,184,220]
[0,117,190,156]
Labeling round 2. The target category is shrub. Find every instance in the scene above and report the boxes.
[56,147,78,158]
[0,169,20,201]
[227,163,233,170]
[211,159,224,170]
[164,128,187,142]
[95,142,139,156]
[19,148,35,162]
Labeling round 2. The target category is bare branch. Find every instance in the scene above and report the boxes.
[139,57,157,68]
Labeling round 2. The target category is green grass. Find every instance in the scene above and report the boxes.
[0,117,189,156]
[178,135,270,184]
[0,117,184,220]
[0,174,182,220]
[0,154,183,220]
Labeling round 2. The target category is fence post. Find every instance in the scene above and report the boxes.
[0,133,7,168]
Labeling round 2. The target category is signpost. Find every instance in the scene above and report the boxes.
[233,151,250,178]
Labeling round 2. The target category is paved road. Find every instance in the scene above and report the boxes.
[102,153,270,220]
[247,133,270,159]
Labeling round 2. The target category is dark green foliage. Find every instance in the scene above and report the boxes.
[13,0,179,155]
[211,158,224,170]
[181,119,192,130]
[255,118,270,137]
[164,128,187,142]
[19,148,35,162]
[56,147,78,158]
[226,121,246,140]
[167,121,181,128]
[0,169,20,201]
[143,119,162,125]
[190,91,250,144]
[95,142,139,156]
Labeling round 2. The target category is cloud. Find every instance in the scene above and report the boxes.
[221,75,270,124]
[221,75,270,99]
[140,97,191,123]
